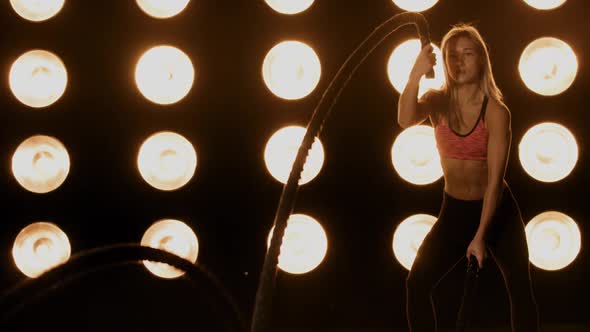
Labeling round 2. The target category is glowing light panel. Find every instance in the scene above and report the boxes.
[135,45,194,105]
[137,131,197,191]
[141,219,199,279]
[13,222,71,278]
[12,135,70,194]
[267,214,328,274]
[264,126,324,185]
[518,37,577,96]
[10,0,65,21]
[136,0,190,18]
[391,125,442,185]
[519,123,578,182]
[264,0,314,14]
[387,39,444,99]
[9,50,68,108]
[525,211,580,270]
[522,0,567,10]
[262,41,321,100]
[391,0,439,12]
[393,214,437,270]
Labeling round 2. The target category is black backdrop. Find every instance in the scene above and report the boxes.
[0,0,588,330]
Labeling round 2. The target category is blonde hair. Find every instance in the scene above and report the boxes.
[437,23,505,127]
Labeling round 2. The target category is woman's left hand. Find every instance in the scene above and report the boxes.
[466,236,488,269]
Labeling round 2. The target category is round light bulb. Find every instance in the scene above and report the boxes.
[518,122,578,182]
[9,50,68,108]
[137,131,197,191]
[392,214,437,270]
[522,0,567,10]
[12,135,70,193]
[391,0,439,12]
[13,222,71,278]
[262,41,321,100]
[264,0,314,14]
[518,37,577,96]
[391,125,443,185]
[267,214,328,274]
[135,45,195,105]
[141,219,199,279]
[264,126,325,185]
[10,0,65,22]
[525,211,580,271]
[136,0,190,18]
[387,39,445,99]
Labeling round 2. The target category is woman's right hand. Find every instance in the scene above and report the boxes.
[409,44,436,80]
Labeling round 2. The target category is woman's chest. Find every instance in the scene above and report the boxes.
[432,104,486,134]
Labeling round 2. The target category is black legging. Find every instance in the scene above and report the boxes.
[406,183,540,331]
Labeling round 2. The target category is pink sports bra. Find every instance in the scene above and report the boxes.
[434,95,489,161]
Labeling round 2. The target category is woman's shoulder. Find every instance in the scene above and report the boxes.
[428,89,451,111]
[420,89,447,125]
[482,96,511,132]
[420,88,445,102]
[484,97,510,120]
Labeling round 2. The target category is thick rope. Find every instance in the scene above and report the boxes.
[252,11,432,332]
[0,244,247,332]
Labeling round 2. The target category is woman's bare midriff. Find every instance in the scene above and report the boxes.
[428,100,507,201]
[441,158,489,201]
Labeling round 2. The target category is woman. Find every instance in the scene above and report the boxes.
[397,23,540,331]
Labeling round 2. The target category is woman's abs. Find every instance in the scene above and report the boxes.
[441,158,491,200]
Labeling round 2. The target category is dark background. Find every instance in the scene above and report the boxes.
[0,0,588,330]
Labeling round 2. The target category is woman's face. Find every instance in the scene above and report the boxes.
[445,36,482,85]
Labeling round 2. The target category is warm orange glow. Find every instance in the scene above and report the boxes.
[387,39,444,99]
[141,219,199,279]
[264,0,315,14]
[518,37,578,96]
[518,122,578,182]
[10,0,65,22]
[136,0,190,18]
[525,211,580,271]
[522,0,567,10]
[391,125,442,185]
[262,41,321,100]
[9,50,68,108]
[264,126,325,185]
[392,214,437,270]
[12,135,70,194]
[267,214,328,274]
[137,131,197,191]
[135,45,195,105]
[12,222,71,278]
[391,0,439,12]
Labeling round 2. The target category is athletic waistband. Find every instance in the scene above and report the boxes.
[443,182,510,205]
